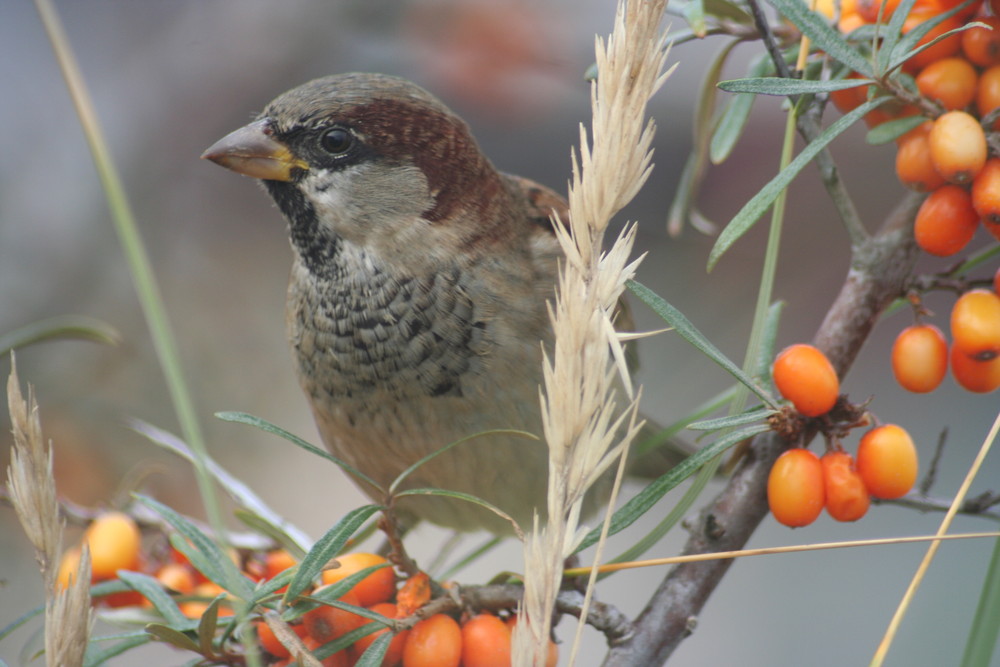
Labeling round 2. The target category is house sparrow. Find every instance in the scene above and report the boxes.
[203,73,684,534]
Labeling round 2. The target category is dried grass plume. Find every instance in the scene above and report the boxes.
[513,0,674,664]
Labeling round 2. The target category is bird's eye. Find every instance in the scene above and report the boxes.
[320,127,354,155]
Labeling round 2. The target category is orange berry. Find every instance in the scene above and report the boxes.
[913,185,979,256]
[950,289,1000,360]
[403,614,463,667]
[951,343,1000,392]
[973,158,1000,223]
[505,616,558,667]
[891,324,949,393]
[856,425,918,499]
[772,344,840,417]
[301,636,351,667]
[179,581,235,619]
[984,216,1000,242]
[977,64,1000,125]
[896,127,946,191]
[821,450,870,522]
[57,545,84,590]
[929,111,987,184]
[768,449,826,527]
[303,587,366,646]
[830,73,870,114]
[461,613,512,667]
[83,511,141,580]
[916,57,978,110]
[155,562,196,595]
[857,0,903,22]
[351,602,409,667]
[257,621,285,658]
[902,12,963,73]
[265,549,298,579]
[963,17,1000,66]
[321,552,396,607]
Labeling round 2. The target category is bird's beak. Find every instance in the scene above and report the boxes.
[201,118,308,182]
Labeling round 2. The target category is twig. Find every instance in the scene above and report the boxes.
[919,428,948,496]
[601,192,922,666]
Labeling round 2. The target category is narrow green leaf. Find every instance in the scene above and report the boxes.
[0,315,121,356]
[688,406,775,431]
[234,509,307,560]
[0,605,43,642]
[135,494,253,600]
[197,596,223,657]
[627,280,779,408]
[144,624,201,653]
[117,571,188,627]
[865,114,927,145]
[215,411,383,493]
[132,418,312,553]
[353,631,394,667]
[718,76,875,95]
[284,504,383,603]
[753,301,786,381]
[682,0,707,37]
[83,633,152,667]
[389,429,537,494]
[887,1,980,72]
[711,53,772,164]
[707,96,888,270]
[766,0,873,75]
[875,0,919,72]
[702,0,753,23]
[576,423,772,552]
[394,488,521,535]
[961,534,1000,666]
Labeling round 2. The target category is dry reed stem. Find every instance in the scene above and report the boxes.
[514,1,673,664]
[7,357,93,667]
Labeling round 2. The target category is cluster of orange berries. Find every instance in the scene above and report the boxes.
[824,0,1000,393]
[893,287,1000,393]
[56,513,552,666]
[767,344,919,527]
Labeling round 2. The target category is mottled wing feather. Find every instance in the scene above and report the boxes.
[504,172,638,366]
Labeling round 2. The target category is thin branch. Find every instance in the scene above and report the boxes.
[602,192,922,666]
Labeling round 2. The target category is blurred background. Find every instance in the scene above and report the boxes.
[1,1,998,665]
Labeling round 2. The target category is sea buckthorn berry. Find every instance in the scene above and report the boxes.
[830,73,870,114]
[57,545,84,590]
[350,602,409,666]
[505,616,558,667]
[403,614,463,667]
[977,64,1000,126]
[180,581,235,619]
[984,217,1000,242]
[902,12,963,73]
[321,552,396,607]
[951,343,1000,392]
[83,511,141,580]
[891,324,949,393]
[950,290,1000,360]
[929,111,987,184]
[962,17,1000,66]
[913,185,979,256]
[856,425,918,499]
[300,636,351,667]
[461,613,512,667]
[972,158,1000,222]
[256,619,307,659]
[768,449,825,527]
[916,57,978,110]
[857,0,903,22]
[303,587,366,646]
[821,451,870,522]
[896,126,947,191]
[155,562,196,595]
[772,344,840,417]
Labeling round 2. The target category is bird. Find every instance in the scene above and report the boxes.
[202,72,685,535]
